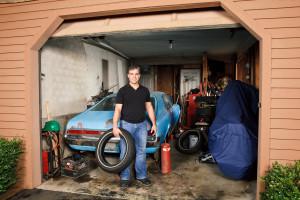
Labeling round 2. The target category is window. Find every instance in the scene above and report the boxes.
[162,94,173,110]
[92,97,116,111]
[92,97,156,111]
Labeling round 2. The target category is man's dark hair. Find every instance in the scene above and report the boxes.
[128,65,140,74]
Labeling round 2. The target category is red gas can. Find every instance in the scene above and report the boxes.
[161,143,171,174]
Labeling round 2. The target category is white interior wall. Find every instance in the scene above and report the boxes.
[41,38,129,119]
[117,60,128,88]
[83,42,130,94]
[41,38,88,118]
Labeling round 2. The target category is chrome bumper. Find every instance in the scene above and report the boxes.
[64,134,160,148]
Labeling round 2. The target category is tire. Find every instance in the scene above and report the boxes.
[95,128,135,174]
[175,129,203,155]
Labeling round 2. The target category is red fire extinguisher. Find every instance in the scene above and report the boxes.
[161,142,171,174]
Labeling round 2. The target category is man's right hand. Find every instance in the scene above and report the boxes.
[113,127,122,137]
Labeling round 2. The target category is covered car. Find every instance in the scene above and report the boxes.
[208,80,259,179]
[64,91,180,154]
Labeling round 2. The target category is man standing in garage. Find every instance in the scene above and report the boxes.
[113,65,157,188]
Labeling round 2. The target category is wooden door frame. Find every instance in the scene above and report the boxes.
[24,1,271,198]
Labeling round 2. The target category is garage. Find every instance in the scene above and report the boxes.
[9,0,300,199]
[36,7,259,199]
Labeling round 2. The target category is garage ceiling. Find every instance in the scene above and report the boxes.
[88,28,256,64]
[52,8,256,64]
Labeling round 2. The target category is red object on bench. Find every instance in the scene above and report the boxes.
[187,94,201,127]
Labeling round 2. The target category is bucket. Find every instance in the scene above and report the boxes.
[189,135,198,148]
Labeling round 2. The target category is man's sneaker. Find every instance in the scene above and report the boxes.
[137,178,151,186]
[120,180,129,188]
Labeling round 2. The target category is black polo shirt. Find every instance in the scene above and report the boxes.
[116,84,151,123]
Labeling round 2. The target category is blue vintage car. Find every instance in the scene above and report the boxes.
[64,91,180,154]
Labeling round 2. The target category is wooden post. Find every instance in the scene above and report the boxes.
[202,52,208,96]
[45,101,52,121]
[232,54,237,80]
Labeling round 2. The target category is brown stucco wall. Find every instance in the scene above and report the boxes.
[0,0,299,197]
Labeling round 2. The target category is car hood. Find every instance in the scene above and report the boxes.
[67,111,152,131]
[67,111,115,130]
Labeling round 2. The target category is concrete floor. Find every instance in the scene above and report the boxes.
[38,141,256,200]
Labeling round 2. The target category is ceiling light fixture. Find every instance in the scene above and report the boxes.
[169,40,173,49]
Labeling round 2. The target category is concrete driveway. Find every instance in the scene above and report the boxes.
[9,140,256,200]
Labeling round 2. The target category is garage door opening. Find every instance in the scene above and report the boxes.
[38,8,259,199]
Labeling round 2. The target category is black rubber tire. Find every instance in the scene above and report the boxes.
[175,129,203,155]
[95,128,135,174]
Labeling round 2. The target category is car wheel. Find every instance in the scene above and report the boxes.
[95,128,135,174]
[175,129,203,155]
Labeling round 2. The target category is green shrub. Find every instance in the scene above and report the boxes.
[260,160,300,200]
[0,137,24,193]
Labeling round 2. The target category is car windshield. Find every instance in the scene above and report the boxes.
[92,97,116,111]
[92,96,156,111]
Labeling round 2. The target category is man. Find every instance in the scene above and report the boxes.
[113,66,157,188]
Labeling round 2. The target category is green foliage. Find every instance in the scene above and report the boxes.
[0,137,24,193]
[260,160,300,200]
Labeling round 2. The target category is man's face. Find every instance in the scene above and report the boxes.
[128,69,141,84]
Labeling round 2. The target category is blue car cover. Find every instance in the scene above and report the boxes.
[208,80,259,179]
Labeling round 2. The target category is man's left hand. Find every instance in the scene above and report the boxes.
[151,125,157,136]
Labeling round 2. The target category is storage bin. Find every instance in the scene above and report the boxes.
[61,154,88,178]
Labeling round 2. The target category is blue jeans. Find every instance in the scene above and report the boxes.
[119,120,147,180]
